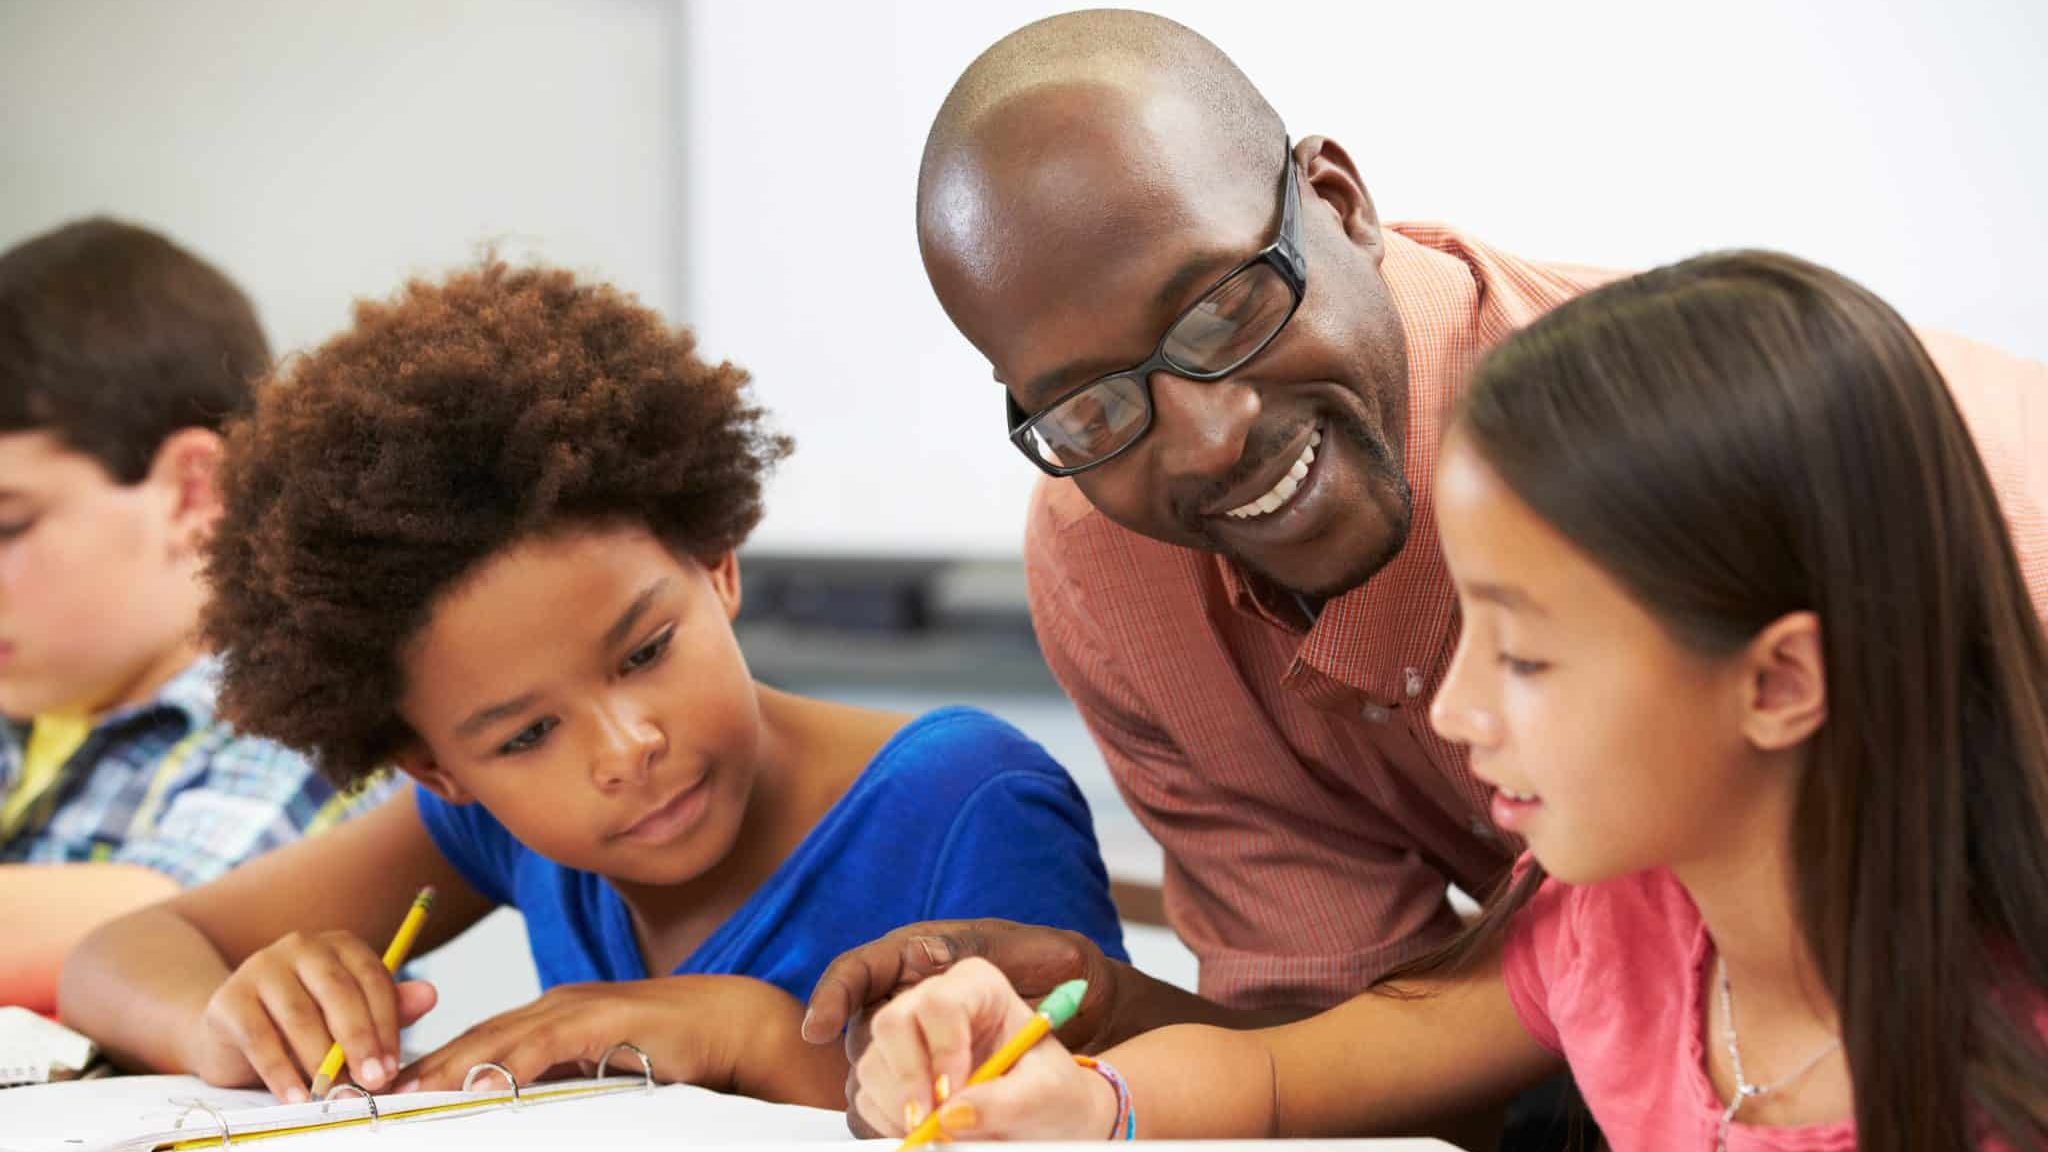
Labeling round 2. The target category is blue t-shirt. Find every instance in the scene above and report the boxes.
[416,706,1128,999]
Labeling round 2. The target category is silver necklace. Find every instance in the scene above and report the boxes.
[1713,954,1843,1151]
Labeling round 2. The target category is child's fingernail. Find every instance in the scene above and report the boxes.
[286,1086,309,1105]
[363,1058,387,1085]
[933,1074,950,1103]
[938,1102,977,1132]
[905,1101,926,1129]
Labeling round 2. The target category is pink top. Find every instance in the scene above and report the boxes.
[1501,866,2043,1151]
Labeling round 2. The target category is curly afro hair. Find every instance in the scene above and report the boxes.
[203,260,792,788]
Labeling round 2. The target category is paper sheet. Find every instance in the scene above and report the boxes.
[0,1075,856,1152]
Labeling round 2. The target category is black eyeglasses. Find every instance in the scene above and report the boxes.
[1006,141,1307,477]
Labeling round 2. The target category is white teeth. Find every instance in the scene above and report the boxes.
[1502,789,1539,803]
[1227,428,1322,520]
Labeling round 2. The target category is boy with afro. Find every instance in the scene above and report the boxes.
[60,260,1125,1107]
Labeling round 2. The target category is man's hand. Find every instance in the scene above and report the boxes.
[802,919,1121,1052]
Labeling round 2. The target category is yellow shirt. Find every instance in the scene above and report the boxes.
[0,713,91,843]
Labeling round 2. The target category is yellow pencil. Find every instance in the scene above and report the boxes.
[897,978,1087,1150]
[307,886,436,1098]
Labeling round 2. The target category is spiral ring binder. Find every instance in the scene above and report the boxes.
[125,1050,674,1149]
[462,1061,523,1104]
[597,1042,654,1089]
[20,1051,852,1152]
[319,1083,379,1125]
[170,1099,231,1148]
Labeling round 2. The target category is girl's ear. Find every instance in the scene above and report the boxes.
[392,739,474,805]
[1741,611,1827,751]
[700,550,742,622]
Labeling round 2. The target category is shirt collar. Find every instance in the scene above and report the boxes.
[1214,224,1514,705]
[0,655,219,777]
[89,653,221,739]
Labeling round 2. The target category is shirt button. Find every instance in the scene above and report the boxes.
[1404,668,1425,698]
[1361,703,1391,724]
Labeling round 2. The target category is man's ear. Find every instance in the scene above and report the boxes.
[145,427,226,559]
[392,740,475,805]
[1741,611,1827,752]
[701,550,742,622]
[1296,136,1381,261]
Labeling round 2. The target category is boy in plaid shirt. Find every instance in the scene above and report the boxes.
[0,219,383,1013]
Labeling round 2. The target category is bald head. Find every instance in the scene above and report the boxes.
[918,12,1286,288]
[921,10,1281,203]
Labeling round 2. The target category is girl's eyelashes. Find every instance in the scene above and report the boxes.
[486,626,675,758]
[621,625,675,674]
[497,715,559,757]
[0,517,39,541]
[1498,652,1552,677]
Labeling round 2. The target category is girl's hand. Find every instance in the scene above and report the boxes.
[193,929,438,1102]
[854,957,1119,1142]
[394,975,843,1107]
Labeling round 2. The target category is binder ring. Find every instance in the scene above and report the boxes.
[463,1061,523,1105]
[597,1042,655,1089]
[171,1097,232,1147]
[321,1083,381,1125]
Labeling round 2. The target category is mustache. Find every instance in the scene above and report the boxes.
[1172,409,1393,534]
[1171,418,1314,531]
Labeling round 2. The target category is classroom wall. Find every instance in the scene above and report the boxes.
[3,0,2043,558]
[0,0,684,356]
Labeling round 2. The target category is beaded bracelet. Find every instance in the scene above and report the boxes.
[1072,1055,1136,1141]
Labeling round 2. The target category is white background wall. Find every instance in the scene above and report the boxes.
[5,0,2044,558]
[685,0,2048,555]
[0,0,684,364]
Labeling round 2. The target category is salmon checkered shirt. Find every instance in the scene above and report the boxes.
[1025,222,2048,1010]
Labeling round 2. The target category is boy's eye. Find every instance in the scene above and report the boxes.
[498,716,558,756]
[621,627,674,674]
[0,518,38,542]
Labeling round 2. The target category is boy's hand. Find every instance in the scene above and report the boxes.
[393,976,843,1107]
[853,957,1117,1142]
[193,929,437,1102]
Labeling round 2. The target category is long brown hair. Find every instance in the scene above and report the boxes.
[1420,250,2048,1150]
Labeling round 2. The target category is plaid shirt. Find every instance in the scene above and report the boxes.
[0,655,389,887]
[1028,223,2048,1011]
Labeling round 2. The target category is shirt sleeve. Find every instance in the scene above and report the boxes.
[1499,866,1574,1056]
[412,784,519,908]
[110,734,377,888]
[1025,485,1464,1010]
[1921,329,2048,627]
[922,758,1129,965]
